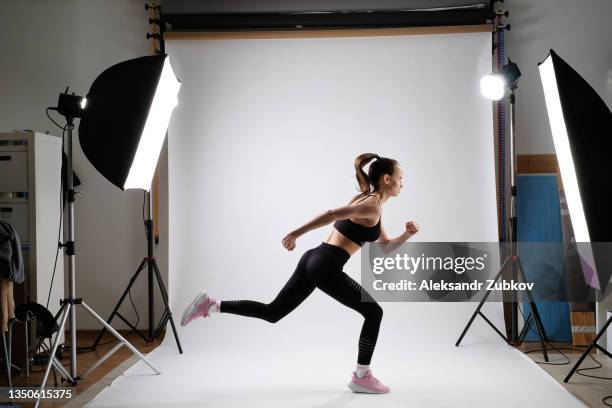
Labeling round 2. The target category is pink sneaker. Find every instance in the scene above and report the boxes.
[347,369,390,394]
[181,291,218,326]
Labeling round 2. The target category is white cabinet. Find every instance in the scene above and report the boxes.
[0,131,64,323]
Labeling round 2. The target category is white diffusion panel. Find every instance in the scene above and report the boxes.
[166,32,501,359]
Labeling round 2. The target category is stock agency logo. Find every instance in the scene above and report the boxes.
[371,252,487,275]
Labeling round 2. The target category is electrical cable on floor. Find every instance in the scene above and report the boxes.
[517,304,612,406]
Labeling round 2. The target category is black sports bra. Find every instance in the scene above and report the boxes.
[333,194,381,246]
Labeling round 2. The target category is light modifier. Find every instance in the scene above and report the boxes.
[541,50,612,385]
[79,54,181,191]
[538,49,612,292]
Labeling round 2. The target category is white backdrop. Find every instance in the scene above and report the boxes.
[166,31,502,360]
[84,31,588,408]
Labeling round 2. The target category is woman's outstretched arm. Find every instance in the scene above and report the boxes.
[281,199,379,251]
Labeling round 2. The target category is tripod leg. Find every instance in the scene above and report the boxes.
[518,313,534,343]
[595,343,612,359]
[456,297,488,346]
[1,330,11,388]
[456,258,510,346]
[510,261,518,343]
[478,311,511,343]
[153,311,169,341]
[79,302,161,375]
[92,259,148,349]
[25,319,29,377]
[8,321,12,376]
[564,315,612,382]
[35,303,70,408]
[516,259,549,343]
[516,259,549,361]
[7,321,22,375]
[41,337,74,385]
[51,353,58,387]
[151,260,183,353]
[52,356,72,384]
[81,342,124,379]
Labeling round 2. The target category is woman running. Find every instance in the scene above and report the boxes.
[181,152,419,394]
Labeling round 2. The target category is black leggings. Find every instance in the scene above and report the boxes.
[220,242,383,365]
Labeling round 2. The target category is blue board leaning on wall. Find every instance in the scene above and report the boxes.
[517,174,571,342]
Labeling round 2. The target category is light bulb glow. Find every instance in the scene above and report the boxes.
[480,74,505,100]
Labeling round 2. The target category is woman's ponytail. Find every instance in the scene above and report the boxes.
[354,153,379,195]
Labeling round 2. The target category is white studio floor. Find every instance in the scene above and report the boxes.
[84,302,586,408]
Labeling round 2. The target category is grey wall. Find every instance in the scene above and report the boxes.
[505,0,612,155]
[0,0,169,331]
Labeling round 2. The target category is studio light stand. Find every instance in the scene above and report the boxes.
[564,315,612,382]
[91,190,182,351]
[34,93,161,408]
[455,61,549,360]
[537,50,612,384]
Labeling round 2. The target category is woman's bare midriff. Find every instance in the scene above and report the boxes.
[323,228,362,257]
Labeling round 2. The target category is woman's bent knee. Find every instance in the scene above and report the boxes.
[265,306,284,323]
[365,303,383,321]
